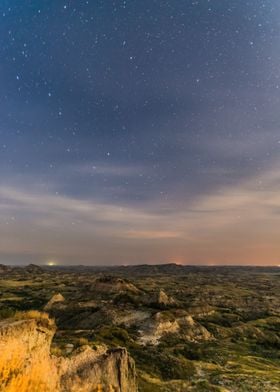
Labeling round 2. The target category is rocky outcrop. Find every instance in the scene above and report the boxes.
[24,263,44,274]
[149,289,177,308]
[44,293,65,311]
[138,312,212,345]
[157,290,176,305]
[139,312,180,345]
[91,276,140,295]
[59,346,137,392]
[0,264,11,274]
[0,314,58,392]
[0,313,137,392]
[179,315,213,342]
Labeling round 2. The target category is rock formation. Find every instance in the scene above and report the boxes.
[138,311,212,345]
[0,312,137,392]
[59,346,137,392]
[0,264,11,274]
[44,293,65,311]
[0,314,58,392]
[92,276,140,294]
[24,263,44,274]
[150,289,177,307]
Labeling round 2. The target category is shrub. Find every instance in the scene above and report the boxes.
[158,355,196,380]
[78,337,89,346]
[50,346,63,356]
[0,307,16,320]
[13,311,55,328]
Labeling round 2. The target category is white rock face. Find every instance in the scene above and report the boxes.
[138,312,212,345]
[138,312,180,345]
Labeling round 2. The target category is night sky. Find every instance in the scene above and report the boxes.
[0,1,280,265]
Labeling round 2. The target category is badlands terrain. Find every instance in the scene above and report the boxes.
[0,263,280,391]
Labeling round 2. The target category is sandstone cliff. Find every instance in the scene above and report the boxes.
[0,314,58,392]
[0,313,137,392]
[59,345,137,392]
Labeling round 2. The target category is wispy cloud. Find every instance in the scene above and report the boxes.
[0,161,280,265]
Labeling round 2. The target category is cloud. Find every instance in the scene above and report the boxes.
[122,230,182,239]
[0,161,280,265]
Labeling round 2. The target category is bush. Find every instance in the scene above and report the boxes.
[13,311,55,328]
[132,347,196,381]
[175,343,204,361]
[158,355,196,380]
[78,337,89,346]
[113,293,139,306]
[50,346,63,356]
[0,307,15,320]
[98,326,131,346]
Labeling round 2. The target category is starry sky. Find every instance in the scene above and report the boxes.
[0,0,280,265]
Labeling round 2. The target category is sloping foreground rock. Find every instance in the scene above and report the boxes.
[59,346,136,392]
[0,314,137,392]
